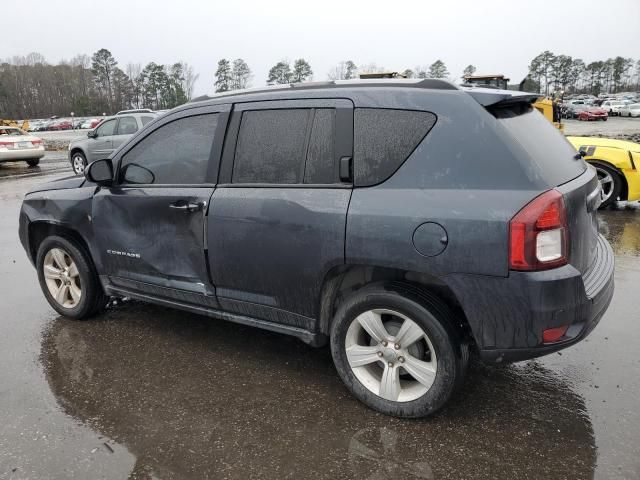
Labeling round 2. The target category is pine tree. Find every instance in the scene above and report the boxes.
[214,59,233,92]
[291,59,313,83]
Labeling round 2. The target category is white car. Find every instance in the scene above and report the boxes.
[620,103,640,118]
[0,127,45,166]
[601,100,625,116]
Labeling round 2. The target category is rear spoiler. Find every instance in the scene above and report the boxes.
[462,87,542,107]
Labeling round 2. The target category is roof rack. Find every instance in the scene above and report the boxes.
[190,78,457,103]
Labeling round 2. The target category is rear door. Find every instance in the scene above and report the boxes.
[92,105,229,301]
[208,99,353,329]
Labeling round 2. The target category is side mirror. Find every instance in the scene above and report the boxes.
[87,130,97,138]
[85,158,113,186]
[121,163,155,184]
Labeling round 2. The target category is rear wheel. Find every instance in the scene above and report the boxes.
[330,285,466,418]
[71,152,87,175]
[26,158,40,167]
[36,235,106,319]
[593,162,622,208]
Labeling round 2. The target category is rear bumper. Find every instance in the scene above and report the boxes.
[0,147,45,161]
[446,234,614,363]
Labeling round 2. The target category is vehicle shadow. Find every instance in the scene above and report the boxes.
[41,301,595,480]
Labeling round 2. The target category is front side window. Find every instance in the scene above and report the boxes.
[116,116,138,135]
[120,114,218,185]
[95,119,116,137]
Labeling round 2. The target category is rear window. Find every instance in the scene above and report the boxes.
[354,109,436,186]
[493,106,586,185]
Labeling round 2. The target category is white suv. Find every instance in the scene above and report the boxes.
[601,100,625,116]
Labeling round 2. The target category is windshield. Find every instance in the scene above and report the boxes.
[494,106,587,186]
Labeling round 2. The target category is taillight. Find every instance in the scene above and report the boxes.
[0,141,14,149]
[509,189,568,271]
[31,139,43,146]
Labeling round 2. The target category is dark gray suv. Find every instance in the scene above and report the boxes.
[19,79,614,417]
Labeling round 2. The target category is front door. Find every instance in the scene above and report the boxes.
[208,99,354,329]
[92,106,228,300]
[87,117,116,162]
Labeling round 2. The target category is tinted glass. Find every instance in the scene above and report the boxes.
[233,109,310,184]
[494,107,586,184]
[116,116,138,135]
[141,116,155,126]
[96,119,116,137]
[354,109,436,186]
[121,114,218,184]
[304,109,336,184]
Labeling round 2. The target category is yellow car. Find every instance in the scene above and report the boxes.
[567,136,640,208]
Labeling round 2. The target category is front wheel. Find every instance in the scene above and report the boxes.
[71,152,87,175]
[330,285,466,418]
[26,158,40,167]
[36,235,107,319]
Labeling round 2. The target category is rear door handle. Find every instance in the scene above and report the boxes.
[169,201,206,212]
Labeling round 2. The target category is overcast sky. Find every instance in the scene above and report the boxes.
[4,0,639,96]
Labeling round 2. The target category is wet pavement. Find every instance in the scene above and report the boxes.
[1,172,639,479]
[0,152,70,180]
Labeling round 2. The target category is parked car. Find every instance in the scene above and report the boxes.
[619,103,640,117]
[0,127,45,166]
[578,107,608,121]
[68,112,157,174]
[19,80,614,418]
[564,101,590,118]
[48,119,73,131]
[601,100,625,116]
[567,136,640,208]
[78,118,102,129]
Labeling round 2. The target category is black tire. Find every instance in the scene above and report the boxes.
[592,162,622,209]
[330,284,467,418]
[36,235,107,319]
[26,158,40,167]
[70,151,87,175]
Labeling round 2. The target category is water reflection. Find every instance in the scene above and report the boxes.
[42,302,595,479]
[599,203,640,257]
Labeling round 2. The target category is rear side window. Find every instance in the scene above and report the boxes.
[354,109,436,186]
[493,106,586,185]
[121,114,218,184]
[232,109,337,184]
[116,116,138,135]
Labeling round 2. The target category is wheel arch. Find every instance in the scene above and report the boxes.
[317,264,476,350]
[28,221,94,267]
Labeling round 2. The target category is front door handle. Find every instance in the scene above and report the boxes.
[169,201,206,212]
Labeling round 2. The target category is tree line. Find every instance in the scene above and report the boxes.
[526,51,640,96]
[0,49,199,118]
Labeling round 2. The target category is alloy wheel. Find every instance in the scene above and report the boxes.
[43,247,82,308]
[344,309,437,402]
[72,155,86,175]
[595,166,615,203]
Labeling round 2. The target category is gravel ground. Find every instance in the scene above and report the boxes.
[563,117,640,143]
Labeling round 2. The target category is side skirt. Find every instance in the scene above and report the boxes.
[104,284,326,347]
